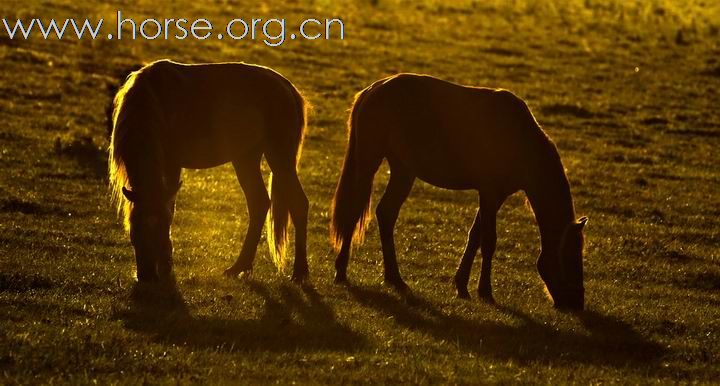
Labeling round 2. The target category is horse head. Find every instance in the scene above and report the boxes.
[122,181,182,281]
[538,216,587,311]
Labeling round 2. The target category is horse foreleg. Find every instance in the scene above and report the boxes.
[454,200,481,299]
[477,198,498,303]
[376,164,414,292]
[225,156,270,277]
[136,256,159,282]
[157,165,181,279]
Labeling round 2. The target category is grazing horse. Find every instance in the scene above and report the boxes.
[108,60,309,282]
[331,74,587,310]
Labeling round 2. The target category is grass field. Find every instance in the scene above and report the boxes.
[1,0,719,383]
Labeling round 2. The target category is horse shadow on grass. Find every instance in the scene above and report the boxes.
[116,278,366,352]
[347,285,666,369]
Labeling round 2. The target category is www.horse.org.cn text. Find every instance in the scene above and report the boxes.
[2,10,345,46]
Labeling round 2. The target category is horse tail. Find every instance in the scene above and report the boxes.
[108,68,144,232]
[330,84,379,252]
[266,175,289,269]
[265,81,308,270]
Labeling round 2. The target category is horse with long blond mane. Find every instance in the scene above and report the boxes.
[331,74,588,310]
[109,60,309,283]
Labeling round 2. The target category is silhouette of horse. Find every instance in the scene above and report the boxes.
[108,60,309,283]
[331,74,587,310]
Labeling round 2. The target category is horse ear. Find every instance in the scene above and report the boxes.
[122,187,137,203]
[575,216,588,230]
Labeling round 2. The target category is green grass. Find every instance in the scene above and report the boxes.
[1,0,719,383]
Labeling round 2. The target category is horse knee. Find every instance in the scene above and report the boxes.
[480,235,496,257]
[479,221,497,254]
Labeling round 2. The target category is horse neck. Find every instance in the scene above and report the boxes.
[525,148,575,253]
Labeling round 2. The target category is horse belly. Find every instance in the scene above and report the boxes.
[388,137,479,190]
[411,154,520,193]
[387,122,522,192]
[167,104,266,169]
[167,125,264,169]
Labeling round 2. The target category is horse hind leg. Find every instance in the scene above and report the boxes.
[333,155,383,284]
[157,165,181,279]
[477,196,499,303]
[454,197,482,299]
[286,170,310,282]
[264,150,309,282]
[224,153,270,277]
[376,160,415,291]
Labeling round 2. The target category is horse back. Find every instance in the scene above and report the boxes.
[354,74,552,191]
[126,60,305,168]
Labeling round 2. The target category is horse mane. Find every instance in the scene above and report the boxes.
[105,64,145,139]
[108,69,142,232]
[108,63,168,232]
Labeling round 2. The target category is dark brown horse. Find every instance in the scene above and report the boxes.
[109,60,309,282]
[331,74,587,310]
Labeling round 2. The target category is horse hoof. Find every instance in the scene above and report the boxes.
[385,279,409,293]
[158,272,175,283]
[291,266,309,283]
[334,272,348,285]
[456,289,471,300]
[223,267,238,277]
[137,272,160,282]
[291,273,309,284]
[238,270,253,281]
[223,266,251,279]
[478,293,496,304]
